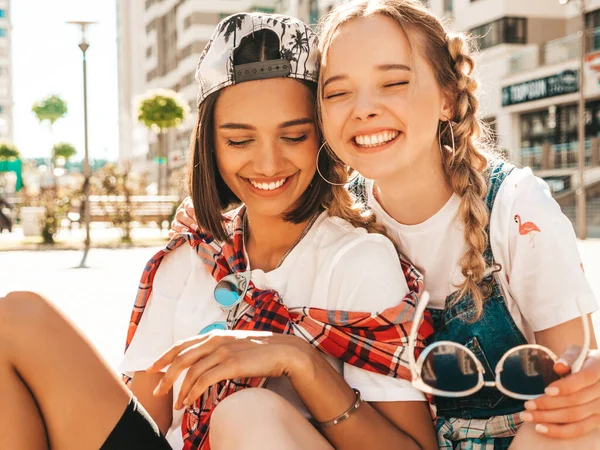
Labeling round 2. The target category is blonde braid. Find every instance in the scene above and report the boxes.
[441,33,490,317]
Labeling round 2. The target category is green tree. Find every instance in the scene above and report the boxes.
[32,95,68,126]
[136,88,189,194]
[0,141,20,160]
[52,142,77,161]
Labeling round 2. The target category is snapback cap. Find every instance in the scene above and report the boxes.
[195,12,319,106]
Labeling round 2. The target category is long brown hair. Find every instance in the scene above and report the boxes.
[318,0,495,316]
[188,28,386,241]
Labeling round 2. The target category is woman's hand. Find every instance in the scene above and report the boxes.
[521,346,600,438]
[169,196,198,237]
[147,330,314,409]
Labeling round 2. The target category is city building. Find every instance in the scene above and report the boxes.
[0,0,12,141]
[117,0,150,175]
[425,0,600,236]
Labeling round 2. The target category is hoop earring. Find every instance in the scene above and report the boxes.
[316,142,359,186]
[438,120,456,160]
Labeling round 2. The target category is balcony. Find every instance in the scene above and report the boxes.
[520,139,598,171]
[508,28,600,75]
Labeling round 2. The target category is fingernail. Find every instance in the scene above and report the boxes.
[521,412,533,422]
[535,424,548,434]
[524,401,536,410]
[545,387,560,396]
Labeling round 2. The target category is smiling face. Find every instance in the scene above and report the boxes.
[213,77,319,219]
[319,14,451,182]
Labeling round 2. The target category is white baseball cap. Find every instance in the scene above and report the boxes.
[195,12,320,106]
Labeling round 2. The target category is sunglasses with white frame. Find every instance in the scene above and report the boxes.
[407,292,590,400]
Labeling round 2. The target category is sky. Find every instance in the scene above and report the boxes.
[12,0,119,162]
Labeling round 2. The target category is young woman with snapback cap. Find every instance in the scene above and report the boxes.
[0,13,439,450]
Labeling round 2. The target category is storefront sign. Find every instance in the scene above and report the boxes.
[502,70,579,107]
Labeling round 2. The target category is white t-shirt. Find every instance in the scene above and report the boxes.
[120,211,425,449]
[365,166,598,343]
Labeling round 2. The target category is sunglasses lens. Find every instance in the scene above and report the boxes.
[499,348,559,396]
[214,274,246,309]
[421,344,480,393]
[199,321,228,335]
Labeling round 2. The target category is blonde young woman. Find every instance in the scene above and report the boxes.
[172,1,600,448]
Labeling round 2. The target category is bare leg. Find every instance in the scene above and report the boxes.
[510,423,600,450]
[0,356,48,449]
[210,388,334,450]
[0,291,131,450]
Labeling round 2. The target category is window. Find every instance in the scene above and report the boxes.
[178,43,192,62]
[146,20,156,34]
[145,0,161,9]
[146,69,157,82]
[470,17,527,50]
[586,9,600,51]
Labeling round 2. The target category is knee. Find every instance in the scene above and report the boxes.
[210,388,290,445]
[0,291,55,335]
[212,388,286,427]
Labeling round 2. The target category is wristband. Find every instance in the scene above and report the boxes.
[316,388,363,429]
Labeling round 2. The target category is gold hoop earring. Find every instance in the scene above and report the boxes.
[316,142,359,186]
[438,120,456,160]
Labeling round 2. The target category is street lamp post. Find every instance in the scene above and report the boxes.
[67,21,96,267]
[560,0,587,239]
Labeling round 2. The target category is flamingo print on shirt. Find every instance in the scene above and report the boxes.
[514,214,541,248]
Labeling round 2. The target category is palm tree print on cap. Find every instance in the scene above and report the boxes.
[195,12,319,106]
[219,13,245,47]
[289,29,310,76]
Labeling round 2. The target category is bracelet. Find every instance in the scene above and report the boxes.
[316,388,363,429]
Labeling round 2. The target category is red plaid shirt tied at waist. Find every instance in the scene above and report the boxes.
[124,207,434,450]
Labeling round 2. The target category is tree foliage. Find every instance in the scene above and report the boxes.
[32,95,68,126]
[136,88,189,132]
[0,141,20,160]
[52,142,77,161]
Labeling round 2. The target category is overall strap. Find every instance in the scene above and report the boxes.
[482,157,515,266]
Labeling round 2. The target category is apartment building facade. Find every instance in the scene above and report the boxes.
[0,0,12,141]
[422,0,600,235]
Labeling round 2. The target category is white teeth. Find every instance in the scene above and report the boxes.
[354,130,399,148]
[249,178,287,191]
